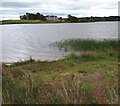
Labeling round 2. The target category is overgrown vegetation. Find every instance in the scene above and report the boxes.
[54,39,118,52]
[2,39,118,104]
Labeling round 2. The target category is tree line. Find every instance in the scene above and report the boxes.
[66,14,120,22]
[20,12,120,22]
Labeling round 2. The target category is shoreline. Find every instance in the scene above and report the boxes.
[0,20,118,25]
[2,39,118,65]
[2,38,118,104]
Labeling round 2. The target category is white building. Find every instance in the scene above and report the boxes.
[46,16,60,22]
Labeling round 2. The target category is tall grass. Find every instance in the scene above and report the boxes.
[2,38,118,104]
[55,39,118,52]
[2,71,118,104]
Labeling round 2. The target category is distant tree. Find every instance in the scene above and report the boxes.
[58,17,62,20]
[89,17,95,22]
[68,14,72,18]
[26,13,36,20]
[58,17,62,22]
[67,14,79,22]
[20,15,27,20]
[36,13,46,21]
[79,18,89,22]
[20,12,46,21]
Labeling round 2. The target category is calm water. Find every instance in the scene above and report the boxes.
[1,22,118,63]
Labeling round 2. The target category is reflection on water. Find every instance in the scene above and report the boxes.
[1,22,118,63]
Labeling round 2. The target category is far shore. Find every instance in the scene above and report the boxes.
[0,19,118,25]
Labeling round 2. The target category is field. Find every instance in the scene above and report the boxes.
[0,20,44,25]
[2,39,118,104]
[0,20,64,25]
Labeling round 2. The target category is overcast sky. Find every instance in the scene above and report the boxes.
[0,0,119,20]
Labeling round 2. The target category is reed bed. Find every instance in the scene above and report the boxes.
[54,39,118,52]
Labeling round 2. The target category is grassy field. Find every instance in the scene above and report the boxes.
[0,20,65,25]
[0,20,45,25]
[2,39,118,104]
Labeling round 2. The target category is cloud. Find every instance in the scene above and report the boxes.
[1,2,40,8]
[0,0,119,20]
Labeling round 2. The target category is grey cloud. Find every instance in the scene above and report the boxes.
[103,3,118,9]
[0,0,118,20]
[0,9,25,15]
[64,4,93,10]
[1,2,40,8]
[1,1,117,11]
[42,12,67,16]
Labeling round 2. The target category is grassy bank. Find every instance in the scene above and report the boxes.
[0,20,45,25]
[0,20,65,25]
[2,39,118,104]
